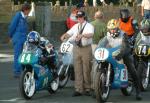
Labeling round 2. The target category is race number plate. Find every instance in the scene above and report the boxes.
[60,42,73,53]
[20,53,32,63]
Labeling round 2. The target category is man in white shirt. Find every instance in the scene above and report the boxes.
[61,10,94,96]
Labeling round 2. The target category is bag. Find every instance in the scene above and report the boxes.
[76,23,87,47]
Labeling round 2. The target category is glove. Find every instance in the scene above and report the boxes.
[115,54,122,61]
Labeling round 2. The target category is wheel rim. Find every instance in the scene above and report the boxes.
[126,81,133,92]
[51,77,59,91]
[100,73,109,99]
[142,78,149,89]
[24,72,35,97]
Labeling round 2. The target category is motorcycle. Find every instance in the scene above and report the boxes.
[57,40,74,88]
[134,35,150,91]
[94,46,133,103]
[18,42,59,99]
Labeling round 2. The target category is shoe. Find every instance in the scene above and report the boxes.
[72,91,82,97]
[136,93,142,100]
[84,91,91,96]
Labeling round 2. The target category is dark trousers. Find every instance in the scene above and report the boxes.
[123,55,141,94]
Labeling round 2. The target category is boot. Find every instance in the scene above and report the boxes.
[136,90,142,100]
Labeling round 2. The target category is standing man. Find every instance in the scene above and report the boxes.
[8,3,31,78]
[90,10,106,92]
[61,10,94,96]
[90,10,106,53]
[141,0,150,19]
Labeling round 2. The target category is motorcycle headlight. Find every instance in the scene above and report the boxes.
[94,48,109,61]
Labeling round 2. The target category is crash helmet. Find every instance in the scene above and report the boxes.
[27,31,40,45]
[140,19,150,36]
[120,9,130,23]
[107,19,120,38]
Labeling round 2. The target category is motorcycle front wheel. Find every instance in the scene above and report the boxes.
[48,76,59,94]
[58,63,70,88]
[19,69,35,99]
[94,71,110,103]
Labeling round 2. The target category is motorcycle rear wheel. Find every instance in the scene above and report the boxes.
[121,79,133,96]
[137,61,149,91]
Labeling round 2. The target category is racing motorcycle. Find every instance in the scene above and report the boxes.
[134,36,150,91]
[57,40,74,88]
[18,42,59,99]
[94,46,133,103]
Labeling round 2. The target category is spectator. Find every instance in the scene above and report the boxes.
[61,10,94,96]
[141,0,150,19]
[8,2,31,78]
[66,6,80,29]
[93,0,107,7]
[90,10,106,53]
[90,10,106,92]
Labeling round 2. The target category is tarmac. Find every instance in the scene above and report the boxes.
[0,42,13,53]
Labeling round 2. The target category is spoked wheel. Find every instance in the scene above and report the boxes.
[58,64,70,88]
[19,69,35,99]
[121,79,133,96]
[137,62,149,91]
[48,76,59,93]
[95,71,110,103]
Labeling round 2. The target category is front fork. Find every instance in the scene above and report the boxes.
[146,61,150,82]
[58,64,70,76]
[106,64,111,87]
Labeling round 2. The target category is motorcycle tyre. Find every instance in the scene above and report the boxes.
[94,71,110,103]
[48,77,59,94]
[58,64,70,88]
[121,78,133,96]
[19,69,36,99]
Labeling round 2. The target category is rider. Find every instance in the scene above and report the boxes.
[26,31,58,76]
[119,9,139,48]
[97,19,142,100]
[135,19,150,46]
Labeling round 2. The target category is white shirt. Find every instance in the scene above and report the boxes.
[67,21,94,46]
[21,11,26,18]
[141,0,150,10]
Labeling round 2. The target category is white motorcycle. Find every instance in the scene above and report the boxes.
[58,40,74,88]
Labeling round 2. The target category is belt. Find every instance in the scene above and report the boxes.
[76,44,91,48]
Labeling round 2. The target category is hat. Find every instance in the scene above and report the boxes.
[76,11,86,18]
